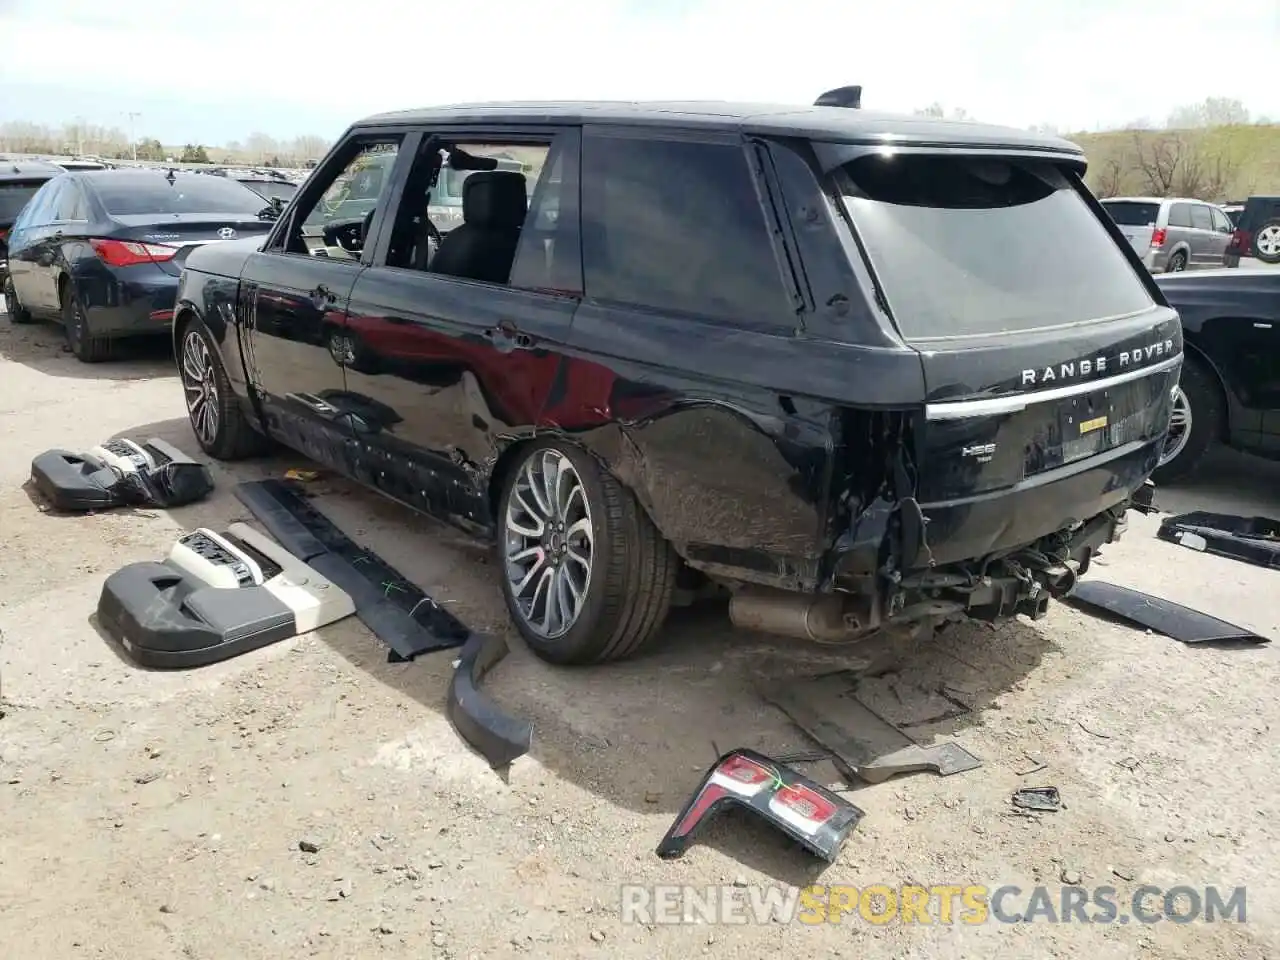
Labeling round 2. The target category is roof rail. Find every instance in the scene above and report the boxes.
[814,86,861,109]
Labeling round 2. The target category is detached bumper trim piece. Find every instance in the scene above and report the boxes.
[446,632,533,769]
[1065,580,1270,645]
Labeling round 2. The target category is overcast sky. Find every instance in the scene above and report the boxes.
[1,0,1277,145]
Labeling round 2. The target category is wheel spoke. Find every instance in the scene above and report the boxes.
[502,448,595,640]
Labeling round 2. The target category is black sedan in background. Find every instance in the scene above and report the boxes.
[1,159,64,284]
[1152,267,1280,482]
[3,169,276,361]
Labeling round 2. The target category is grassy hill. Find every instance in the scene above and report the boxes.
[1069,123,1280,201]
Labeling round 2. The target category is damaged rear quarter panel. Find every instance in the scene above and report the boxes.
[547,302,926,592]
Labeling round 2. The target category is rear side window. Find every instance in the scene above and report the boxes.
[581,133,793,328]
[1190,205,1213,230]
[1102,201,1160,226]
[1168,203,1192,228]
[92,174,267,217]
[0,180,48,220]
[834,154,1154,340]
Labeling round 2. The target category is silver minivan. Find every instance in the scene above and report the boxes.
[1101,196,1233,272]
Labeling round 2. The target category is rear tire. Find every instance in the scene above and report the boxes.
[496,440,677,665]
[3,275,34,324]
[62,287,110,362]
[177,316,270,460]
[1165,250,1188,273]
[1252,219,1280,264]
[1151,356,1221,484]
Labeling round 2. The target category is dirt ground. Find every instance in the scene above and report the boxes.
[1,309,1279,960]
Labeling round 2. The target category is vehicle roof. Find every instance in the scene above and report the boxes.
[0,159,64,180]
[356,100,1085,156]
[1103,196,1217,205]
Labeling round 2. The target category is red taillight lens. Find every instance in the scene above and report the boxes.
[1230,229,1251,254]
[718,754,774,786]
[1150,227,1167,249]
[90,238,177,267]
[773,784,837,824]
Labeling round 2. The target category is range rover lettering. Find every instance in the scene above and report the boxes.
[171,92,1179,666]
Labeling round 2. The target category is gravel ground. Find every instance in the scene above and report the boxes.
[1,306,1278,959]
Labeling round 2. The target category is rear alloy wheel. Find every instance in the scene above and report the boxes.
[178,317,269,460]
[497,441,678,665]
[3,275,34,324]
[62,289,110,362]
[1151,358,1221,484]
[1253,219,1280,264]
[1165,250,1188,273]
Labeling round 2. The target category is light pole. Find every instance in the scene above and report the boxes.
[127,112,141,161]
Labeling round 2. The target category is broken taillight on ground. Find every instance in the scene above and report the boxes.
[657,748,864,864]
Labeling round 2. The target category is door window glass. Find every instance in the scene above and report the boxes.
[1189,204,1212,231]
[279,137,403,258]
[1168,203,1192,228]
[580,133,792,328]
[1210,207,1232,233]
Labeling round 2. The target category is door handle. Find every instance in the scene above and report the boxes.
[484,320,533,350]
[311,283,336,308]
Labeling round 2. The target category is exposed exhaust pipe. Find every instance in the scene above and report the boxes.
[729,587,879,644]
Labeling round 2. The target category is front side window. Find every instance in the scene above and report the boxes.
[301,142,401,230]
[580,133,793,328]
[833,152,1154,340]
[279,137,403,257]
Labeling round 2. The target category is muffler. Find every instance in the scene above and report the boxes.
[729,587,880,644]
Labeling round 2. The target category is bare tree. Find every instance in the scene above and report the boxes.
[1168,97,1250,129]
[1094,156,1125,198]
[1131,131,1185,194]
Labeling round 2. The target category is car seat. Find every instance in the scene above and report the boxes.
[430,171,527,284]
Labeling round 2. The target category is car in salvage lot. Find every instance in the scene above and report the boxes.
[3,168,278,361]
[1100,195,1234,273]
[1151,266,1280,482]
[0,158,64,287]
[169,95,1181,666]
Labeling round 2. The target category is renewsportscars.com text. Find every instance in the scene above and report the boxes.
[620,883,1248,926]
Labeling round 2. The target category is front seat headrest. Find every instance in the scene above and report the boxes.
[462,171,527,229]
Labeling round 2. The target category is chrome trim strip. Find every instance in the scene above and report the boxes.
[925,354,1182,421]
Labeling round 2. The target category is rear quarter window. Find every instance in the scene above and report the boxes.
[833,153,1154,340]
[1102,201,1160,227]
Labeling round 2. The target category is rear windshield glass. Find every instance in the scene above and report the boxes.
[93,174,267,217]
[835,155,1154,340]
[0,181,46,220]
[1102,201,1161,227]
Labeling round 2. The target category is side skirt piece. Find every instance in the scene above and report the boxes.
[234,479,469,662]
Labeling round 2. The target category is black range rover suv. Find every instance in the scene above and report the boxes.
[172,93,1180,665]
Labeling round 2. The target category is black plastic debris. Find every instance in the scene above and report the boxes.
[760,674,983,785]
[657,748,864,864]
[1012,787,1062,812]
[447,632,532,769]
[234,479,469,661]
[1156,511,1280,570]
[31,437,213,512]
[1065,580,1270,646]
